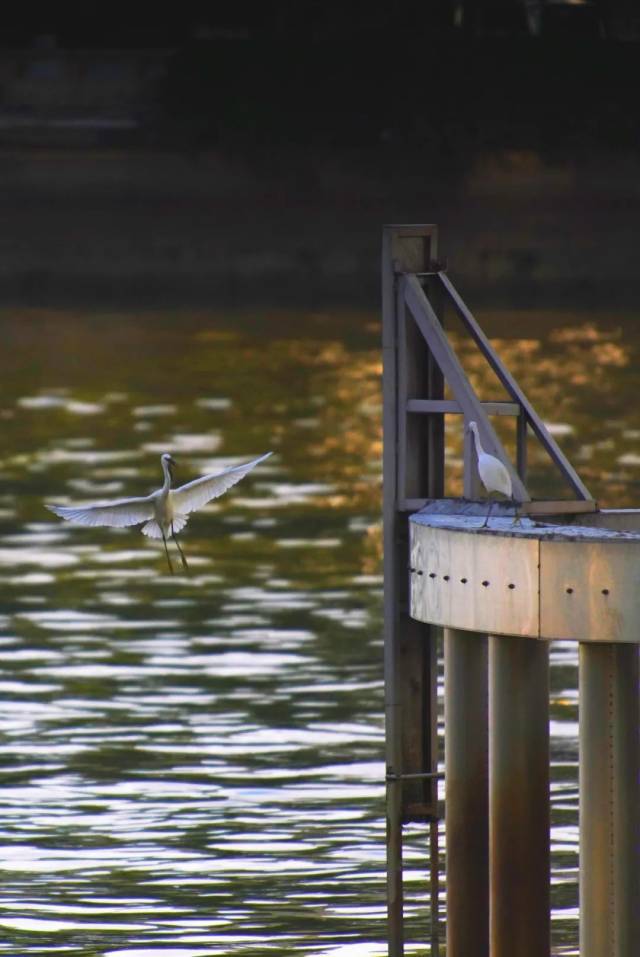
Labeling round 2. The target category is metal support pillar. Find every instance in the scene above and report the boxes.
[383,225,441,956]
[383,227,405,957]
[444,629,489,957]
[580,642,640,957]
[489,635,550,957]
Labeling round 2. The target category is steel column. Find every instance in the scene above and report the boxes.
[383,225,441,956]
[382,227,404,957]
[444,629,489,957]
[580,642,640,957]
[489,635,550,957]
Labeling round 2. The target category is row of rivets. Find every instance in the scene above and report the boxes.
[409,568,611,598]
[409,569,517,589]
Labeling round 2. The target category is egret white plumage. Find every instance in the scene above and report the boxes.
[47,451,272,574]
[467,421,515,527]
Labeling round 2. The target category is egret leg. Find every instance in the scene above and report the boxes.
[161,530,174,575]
[171,523,189,572]
[510,499,522,527]
[482,497,494,528]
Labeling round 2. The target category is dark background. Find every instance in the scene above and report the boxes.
[0,0,638,308]
[4,1,639,151]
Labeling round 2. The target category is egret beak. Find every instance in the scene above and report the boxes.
[167,456,177,479]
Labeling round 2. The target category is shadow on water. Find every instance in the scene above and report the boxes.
[0,298,638,954]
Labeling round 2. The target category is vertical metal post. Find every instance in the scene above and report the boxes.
[423,274,445,502]
[421,269,444,957]
[580,642,640,957]
[382,227,404,957]
[429,817,440,957]
[516,409,528,482]
[383,226,441,957]
[489,635,550,957]
[444,629,489,957]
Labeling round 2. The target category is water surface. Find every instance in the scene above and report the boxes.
[0,301,638,955]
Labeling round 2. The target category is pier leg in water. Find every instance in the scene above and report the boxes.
[445,629,489,957]
[386,770,403,957]
[490,635,550,957]
[580,642,640,957]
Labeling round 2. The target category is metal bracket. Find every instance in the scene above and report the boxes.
[386,769,444,782]
[414,259,448,275]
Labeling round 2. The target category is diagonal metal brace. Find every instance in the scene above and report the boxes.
[438,271,592,501]
[402,273,530,503]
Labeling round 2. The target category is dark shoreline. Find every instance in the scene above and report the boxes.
[1,145,639,312]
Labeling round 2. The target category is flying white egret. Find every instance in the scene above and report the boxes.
[47,451,272,574]
[467,421,517,527]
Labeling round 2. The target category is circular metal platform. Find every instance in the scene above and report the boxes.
[410,502,640,643]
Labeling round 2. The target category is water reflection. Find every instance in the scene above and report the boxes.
[444,311,639,508]
[0,302,637,954]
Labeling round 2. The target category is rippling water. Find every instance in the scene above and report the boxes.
[0,302,638,955]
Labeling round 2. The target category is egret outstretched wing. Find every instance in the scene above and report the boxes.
[46,495,155,528]
[46,450,272,575]
[172,452,272,515]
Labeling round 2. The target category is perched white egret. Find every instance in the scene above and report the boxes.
[47,451,272,574]
[467,421,515,527]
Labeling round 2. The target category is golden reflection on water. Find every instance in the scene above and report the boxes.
[0,302,637,955]
[437,314,638,505]
[1,303,639,597]
[2,305,638,512]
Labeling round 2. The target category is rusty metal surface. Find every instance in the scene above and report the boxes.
[580,643,640,957]
[385,776,404,957]
[410,523,539,638]
[445,629,489,957]
[410,507,640,643]
[390,225,438,274]
[383,224,440,957]
[490,635,550,957]
[540,539,640,643]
